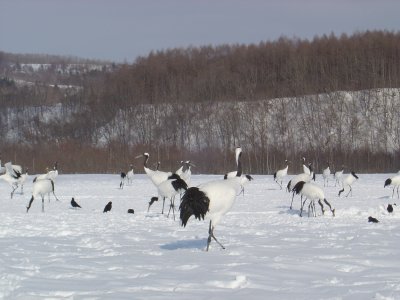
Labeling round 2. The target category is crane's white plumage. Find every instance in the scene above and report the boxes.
[127,164,134,185]
[223,169,253,195]
[334,166,344,187]
[292,181,335,217]
[180,147,244,251]
[140,153,172,187]
[302,157,311,175]
[176,161,193,186]
[153,174,188,219]
[0,159,5,174]
[287,171,314,209]
[322,163,331,187]
[0,162,22,198]
[17,168,29,194]
[384,175,400,198]
[34,162,58,182]
[26,179,59,212]
[338,172,359,197]
[273,160,289,189]
[46,162,58,181]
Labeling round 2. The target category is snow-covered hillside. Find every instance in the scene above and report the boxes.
[2,88,400,160]
[1,173,399,299]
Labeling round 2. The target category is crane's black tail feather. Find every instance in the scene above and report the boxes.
[179,187,210,227]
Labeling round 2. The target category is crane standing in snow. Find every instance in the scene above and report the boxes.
[180,147,244,251]
[384,174,400,198]
[334,166,344,187]
[126,164,134,185]
[292,181,335,217]
[26,178,59,213]
[322,162,331,187]
[273,159,289,189]
[338,172,359,197]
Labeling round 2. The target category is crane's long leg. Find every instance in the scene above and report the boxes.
[275,180,282,189]
[161,197,166,214]
[206,221,225,251]
[397,186,399,199]
[300,196,307,217]
[11,185,18,199]
[318,199,325,215]
[323,199,335,216]
[167,196,176,220]
[26,196,34,213]
[299,195,304,212]
[308,201,312,217]
[53,191,60,202]
[290,192,295,209]
[42,196,45,212]
[346,186,352,197]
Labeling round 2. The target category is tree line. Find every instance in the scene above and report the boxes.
[0,30,400,174]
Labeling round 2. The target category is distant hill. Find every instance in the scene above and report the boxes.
[1,30,400,174]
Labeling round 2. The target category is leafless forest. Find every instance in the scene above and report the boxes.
[1,31,400,174]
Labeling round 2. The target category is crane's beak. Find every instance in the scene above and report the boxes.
[135,154,143,159]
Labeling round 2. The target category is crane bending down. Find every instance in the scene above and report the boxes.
[0,162,22,199]
[384,175,400,198]
[292,181,335,217]
[26,179,59,213]
[338,172,359,197]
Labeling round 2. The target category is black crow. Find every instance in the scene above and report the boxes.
[387,204,394,213]
[148,196,159,212]
[103,201,112,213]
[71,197,81,208]
[368,216,379,223]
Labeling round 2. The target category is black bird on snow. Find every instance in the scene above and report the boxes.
[103,201,112,213]
[368,216,379,223]
[387,203,396,213]
[147,196,159,212]
[71,197,81,208]
[127,208,135,214]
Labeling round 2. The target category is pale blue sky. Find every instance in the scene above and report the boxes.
[1,0,399,62]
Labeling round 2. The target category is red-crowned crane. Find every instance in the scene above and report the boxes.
[137,153,172,187]
[322,162,331,187]
[26,178,59,213]
[384,174,400,198]
[338,172,359,197]
[0,162,22,199]
[176,160,194,186]
[273,159,289,189]
[127,164,134,185]
[334,166,344,187]
[152,173,188,220]
[292,181,335,217]
[180,147,244,251]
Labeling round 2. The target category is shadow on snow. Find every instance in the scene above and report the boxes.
[160,238,207,250]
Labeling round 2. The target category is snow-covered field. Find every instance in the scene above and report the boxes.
[1,173,399,299]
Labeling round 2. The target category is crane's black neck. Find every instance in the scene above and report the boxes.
[144,156,149,168]
[236,153,242,177]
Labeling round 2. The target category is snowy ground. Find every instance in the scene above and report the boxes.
[1,173,399,299]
